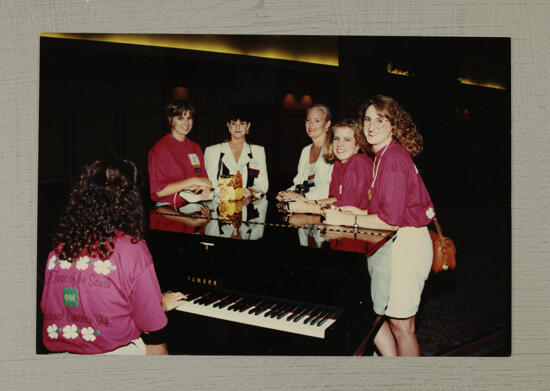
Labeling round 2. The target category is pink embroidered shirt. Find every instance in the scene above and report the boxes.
[41,234,167,354]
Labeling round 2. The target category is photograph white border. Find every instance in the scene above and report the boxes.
[1,1,548,389]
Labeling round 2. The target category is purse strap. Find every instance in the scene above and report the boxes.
[433,217,444,239]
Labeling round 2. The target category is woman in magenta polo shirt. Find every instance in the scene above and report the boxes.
[324,95,435,356]
[286,119,372,214]
[148,100,212,206]
[41,157,187,355]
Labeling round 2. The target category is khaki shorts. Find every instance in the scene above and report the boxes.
[368,226,432,318]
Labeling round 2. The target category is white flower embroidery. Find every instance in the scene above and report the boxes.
[63,324,78,339]
[59,260,72,270]
[94,260,113,275]
[47,324,59,339]
[76,256,90,270]
[426,207,435,219]
[48,255,57,270]
[81,326,96,342]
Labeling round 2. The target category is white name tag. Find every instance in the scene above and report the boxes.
[188,153,200,166]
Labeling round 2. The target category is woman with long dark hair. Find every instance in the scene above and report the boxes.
[324,95,434,356]
[41,157,181,355]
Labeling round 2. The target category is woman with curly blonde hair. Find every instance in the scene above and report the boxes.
[324,95,435,356]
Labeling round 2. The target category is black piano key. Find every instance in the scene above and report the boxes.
[216,295,239,309]
[234,299,253,312]
[202,292,224,306]
[286,305,304,322]
[248,300,266,314]
[201,292,224,306]
[316,310,337,327]
[293,307,315,323]
[184,292,200,301]
[310,310,329,326]
[268,302,286,318]
[270,302,289,318]
[212,294,232,308]
[232,296,253,311]
[237,300,255,312]
[247,299,266,314]
[304,307,324,325]
[193,291,212,304]
[264,302,281,317]
[276,302,294,318]
[227,297,244,311]
[254,300,274,316]
[275,303,293,319]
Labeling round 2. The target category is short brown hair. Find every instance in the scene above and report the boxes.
[166,100,195,128]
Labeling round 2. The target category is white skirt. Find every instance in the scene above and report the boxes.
[368,226,432,318]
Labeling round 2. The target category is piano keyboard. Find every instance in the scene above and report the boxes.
[174,289,344,339]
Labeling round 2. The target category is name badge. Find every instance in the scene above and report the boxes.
[188,153,201,172]
[307,173,316,188]
[248,167,260,179]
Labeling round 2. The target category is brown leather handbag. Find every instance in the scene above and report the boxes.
[428,217,456,273]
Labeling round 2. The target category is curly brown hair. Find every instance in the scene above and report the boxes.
[53,157,145,261]
[323,118,367,163]
[359,95,423,157]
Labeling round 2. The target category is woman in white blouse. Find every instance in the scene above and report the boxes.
[204,109,269,197]
[277,104,334,201]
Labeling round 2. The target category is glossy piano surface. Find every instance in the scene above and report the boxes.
[146,195,393,355]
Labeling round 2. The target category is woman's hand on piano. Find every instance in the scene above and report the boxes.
[162,291,188,312]
[337,205,368,215]
[322,208,354,227]
[276,190,304,202]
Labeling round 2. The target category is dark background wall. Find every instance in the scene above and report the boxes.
[37,36,510,353]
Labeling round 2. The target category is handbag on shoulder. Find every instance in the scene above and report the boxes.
[428,217,457,273]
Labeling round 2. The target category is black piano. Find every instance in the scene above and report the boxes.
[146,195,393,355]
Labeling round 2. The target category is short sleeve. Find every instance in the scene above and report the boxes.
[332,156,372,209]
[376,156,409,226]
[131,264,167,332]
[148,145,167,199]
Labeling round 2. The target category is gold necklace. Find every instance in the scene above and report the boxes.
[368,142,391,201]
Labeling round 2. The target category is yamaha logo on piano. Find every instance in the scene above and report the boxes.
[187,275,217,286]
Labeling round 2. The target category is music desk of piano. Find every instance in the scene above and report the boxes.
[147,196,393,356]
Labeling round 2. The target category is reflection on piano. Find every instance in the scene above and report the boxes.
[147,196,393,355]
[204,196,268,240]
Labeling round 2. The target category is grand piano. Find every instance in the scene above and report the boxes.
[146,195,393,355]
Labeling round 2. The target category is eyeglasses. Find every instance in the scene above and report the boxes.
[363,116,390,129]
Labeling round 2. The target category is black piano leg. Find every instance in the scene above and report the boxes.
[353,315,386,356]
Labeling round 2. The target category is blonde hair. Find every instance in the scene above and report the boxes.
[307,104,332,122]
[323,119,366,163]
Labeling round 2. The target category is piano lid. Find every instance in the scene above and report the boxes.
[149,195,393,255]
